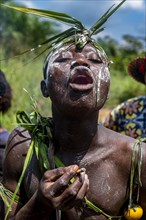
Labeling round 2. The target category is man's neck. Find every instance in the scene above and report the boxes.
[52,107,99,153]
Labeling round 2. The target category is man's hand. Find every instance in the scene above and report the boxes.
[37,165,89,211]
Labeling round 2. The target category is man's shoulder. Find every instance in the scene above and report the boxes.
[9,126,31,141]
[3,127,32,182]
[5,126,31,156]
[100,125,146,157]
[99,125,135,147]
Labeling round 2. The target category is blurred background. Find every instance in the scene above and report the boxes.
[0,0,146,131]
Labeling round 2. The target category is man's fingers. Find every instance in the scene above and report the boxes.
[48,165,79,196]
[75,173,89,201]
[54,173,89,210]
[43,165,79,182]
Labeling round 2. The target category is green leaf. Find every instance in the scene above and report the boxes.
[34,138,39,159]
[90,0,126,36]
[0,185,10,208]
[16,111,31,124]
[54,155,64,168]
[38,142,50,172]
[4,139,35,220]
[0,4,84,29]
[30,111,38,124]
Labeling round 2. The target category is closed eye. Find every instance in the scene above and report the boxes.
[89,59,103,64]
[54,57,72,63]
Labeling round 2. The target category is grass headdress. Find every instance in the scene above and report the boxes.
[1,0,126,81]
[1,0,126,61]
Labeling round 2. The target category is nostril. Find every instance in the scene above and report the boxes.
[84,63,90,68]
[71,62,80,70]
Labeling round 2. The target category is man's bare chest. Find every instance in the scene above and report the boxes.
[24,154,129,220]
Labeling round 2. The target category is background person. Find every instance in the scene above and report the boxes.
[0,70,12,219]
[104,57,146,140]
[0,70,12,181]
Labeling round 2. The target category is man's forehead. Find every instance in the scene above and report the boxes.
[47,43,97,63]
[50,43,104,61]
[57,43,97,53]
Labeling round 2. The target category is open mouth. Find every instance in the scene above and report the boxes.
[69,67,93,91]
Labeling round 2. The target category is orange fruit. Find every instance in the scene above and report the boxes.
[124,205,143,220]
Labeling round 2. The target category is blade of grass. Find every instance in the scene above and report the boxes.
[90,0,126,35]
[4,139,35,220]
[0,4,84,29]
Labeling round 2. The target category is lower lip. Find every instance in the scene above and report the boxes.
[69,83,93,91]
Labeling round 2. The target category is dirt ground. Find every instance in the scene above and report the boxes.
[98,108,111,123]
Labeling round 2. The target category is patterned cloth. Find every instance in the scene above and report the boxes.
[104,96,146,140]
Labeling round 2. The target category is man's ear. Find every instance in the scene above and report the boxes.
[40,80,49,97]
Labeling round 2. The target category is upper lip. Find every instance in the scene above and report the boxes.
[69,66,93,91]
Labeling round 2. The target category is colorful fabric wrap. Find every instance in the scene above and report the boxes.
[104,96,146,140]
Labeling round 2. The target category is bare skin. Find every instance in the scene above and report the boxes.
[2,43,146,220]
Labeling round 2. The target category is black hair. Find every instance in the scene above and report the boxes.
[0,70,12,114]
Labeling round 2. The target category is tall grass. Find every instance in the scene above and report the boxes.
[1,53,52,132]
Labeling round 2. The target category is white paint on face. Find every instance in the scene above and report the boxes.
[102,66,110,82]
[45,44,71,79]
[96,68,102,103]
[44,43,110,110]
[94,65,110,104]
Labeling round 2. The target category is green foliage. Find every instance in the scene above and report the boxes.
[1,55,52,132]
[97,35,145,72]
[97,35,145,109]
